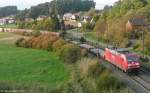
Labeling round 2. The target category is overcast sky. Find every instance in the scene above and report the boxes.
[0,0,118,10]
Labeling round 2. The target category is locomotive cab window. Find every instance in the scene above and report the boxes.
[127,56,138,62]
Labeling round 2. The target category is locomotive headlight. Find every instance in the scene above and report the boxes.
[128,64,132,67]
[135,63,139,66]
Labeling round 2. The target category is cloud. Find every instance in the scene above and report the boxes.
[94,0,118,9]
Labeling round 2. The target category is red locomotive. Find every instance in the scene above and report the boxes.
[103,48,140,72]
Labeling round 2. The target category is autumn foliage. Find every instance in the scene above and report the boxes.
[16,33,59,51]
[16,33,81,63]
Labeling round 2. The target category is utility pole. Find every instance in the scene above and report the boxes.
[76,25,79,41]
[106,22,109,48]
[141,31,144,58]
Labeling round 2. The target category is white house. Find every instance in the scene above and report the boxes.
[63,13,73,21]
[36,15,47,21]
[78,22,82,28]
[71,15,76,20]
[25,18,34,22]
[0,17,15,25]
[83,16,92,23]
[0,19,6,25]
[8,19,15,24]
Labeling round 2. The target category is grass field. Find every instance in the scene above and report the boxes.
[0,33,69,88]
[0,24,17,28]
[0,32,15,38]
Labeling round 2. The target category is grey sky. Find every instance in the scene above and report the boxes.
[0,0,118,10]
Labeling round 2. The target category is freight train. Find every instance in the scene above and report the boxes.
[76,42,141,73]
[42,32,141,73]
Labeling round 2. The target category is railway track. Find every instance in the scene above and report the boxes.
[138,74,150,84]
[91,52,150,93]
[66,37,150,93]
[137,68,150,83]
[98,56,150,93]
[131,76,150,93]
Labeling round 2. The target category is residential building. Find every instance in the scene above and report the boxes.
[25,18,34,22]
[63,13,73,21]
[36,15,47,21]
[126,17,146,31]
[0,17,15,25]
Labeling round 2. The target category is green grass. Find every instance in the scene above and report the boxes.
[0,32,14,38]
[85,32,106,42]
[0,33,69,87]
[0,24,17,28]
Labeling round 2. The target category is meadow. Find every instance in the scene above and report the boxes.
[0,32,15,38]
[0,32,130,93]
[0,24,17,29]
[0,33,69,90]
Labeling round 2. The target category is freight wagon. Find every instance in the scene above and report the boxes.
[79,44,94,51]
[69,38,141,73]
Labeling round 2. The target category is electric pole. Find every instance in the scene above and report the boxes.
[141,31,144,58]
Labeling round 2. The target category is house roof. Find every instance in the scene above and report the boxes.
[129,17,146,26]
[63,13,73,18]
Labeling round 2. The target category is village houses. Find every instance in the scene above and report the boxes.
[126,17,146,31]
[0,16,15,25]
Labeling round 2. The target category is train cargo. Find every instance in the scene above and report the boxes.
[103,48,140,72]
[79,44,94,51]
[69,39,141,73]
[90,48,104,57]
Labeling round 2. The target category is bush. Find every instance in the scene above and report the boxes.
[59,44,81,63]
[81,49,88,57]
[80,37,86,43]
[53,39,66,54]
[13,31,30,36]
[78,58,105,78]
[96,71,125,91]
[16,33,59,51]
[144,33,150,52]
[15,38,25,47]
[31,30,41,37]
[61,58,126,93]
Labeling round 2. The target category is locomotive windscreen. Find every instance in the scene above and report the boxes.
[127,56,139,62]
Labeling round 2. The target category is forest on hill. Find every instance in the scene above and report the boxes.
[0,0,95,20]
[15,0,95,20]
[92,0,150,51]
[0,6,18,17]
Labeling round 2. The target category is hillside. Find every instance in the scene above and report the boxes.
[15,0,95,20]
[93,0,150,48]
[0,6,18,17]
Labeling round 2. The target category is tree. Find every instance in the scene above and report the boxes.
[52,39,66,53]
[15,8,29,21]
[93,19,107,39]
[15,0,95,20]
[81,22,92,32]
[59,44,81,63]
[0,6,18,17]
[144,33,150,52]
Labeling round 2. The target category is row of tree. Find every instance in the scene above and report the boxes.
[17,16,60,31]
[15,33,128,93]
[93,0,150,48]
[0,0,95,20]
[15,0,95,20]
[0,6,18,17]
